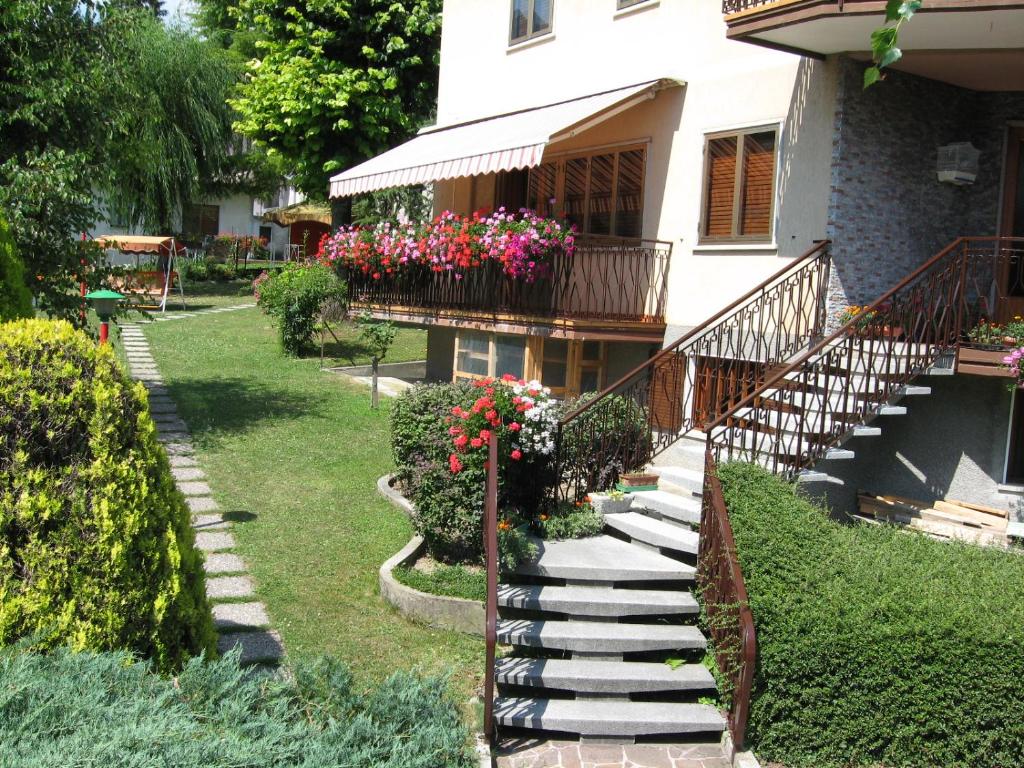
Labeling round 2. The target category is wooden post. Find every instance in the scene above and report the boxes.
[371,356,380,410]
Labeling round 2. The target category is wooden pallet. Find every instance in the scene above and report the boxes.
[857,491,1009,547]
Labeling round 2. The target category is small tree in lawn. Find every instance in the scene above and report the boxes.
[356,311,397,409]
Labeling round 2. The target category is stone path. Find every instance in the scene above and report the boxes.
[494,739,732,768]
[139,302,255,323]
[119,322,284,668]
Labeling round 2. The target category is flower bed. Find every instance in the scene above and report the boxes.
[318,208,575,284]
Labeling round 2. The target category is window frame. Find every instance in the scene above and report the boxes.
[509,0,554,46]
[698,125,780,245]
[616,0,653,9]
[453,331,528,382]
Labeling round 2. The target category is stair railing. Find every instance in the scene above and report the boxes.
[706,236,1024,475]
[483,436,499,744]
[700,448,757,751]
[555,239,832,500]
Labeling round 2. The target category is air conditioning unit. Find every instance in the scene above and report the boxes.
[936,142,980,185]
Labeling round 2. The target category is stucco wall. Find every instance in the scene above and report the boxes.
[804,374,1013,515]
[426,326,457,381]
[825,58,1024,315]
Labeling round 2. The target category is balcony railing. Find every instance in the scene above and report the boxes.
[345,236,672,325]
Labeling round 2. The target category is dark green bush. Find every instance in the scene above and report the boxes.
[391,381,476,470]
[0,319,215,671]
[0,217,32,321]
[0,647,474,767]
[257,262,346,355]
[205,261,236,282]
[558,392,649,493]
[718,461,1024,768]
[182,259,209,281]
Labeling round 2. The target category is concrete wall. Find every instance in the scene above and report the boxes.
[825,58,1024,314]
[606,340,659,383]
[426,326,457,381]
[804,374,1013,515]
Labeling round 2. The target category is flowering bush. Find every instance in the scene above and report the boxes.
[446,375,558,474]
[318,208,575,284]
[968,319,1008,346]
[209,233,269,262]
[1003,347,1024,388]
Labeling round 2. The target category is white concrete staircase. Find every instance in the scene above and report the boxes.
[492,485,726,742]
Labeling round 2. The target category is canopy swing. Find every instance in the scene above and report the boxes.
[96,235,187,312]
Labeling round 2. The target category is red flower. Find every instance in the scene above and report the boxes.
[485,409,498,421]
[470,438,484,449]
[448,426,462,436]
[508,422,521,432]
[510,449,523,460]
[449,454,463,473]
[454,434,469,448]
[502,373,518,382]
[479,429,491,441]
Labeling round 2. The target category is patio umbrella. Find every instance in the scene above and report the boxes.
[260,201,332,227]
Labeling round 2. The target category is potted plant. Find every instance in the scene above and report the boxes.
[965,319,1007,350]
[616,471,659,492]
[588,488,633,516]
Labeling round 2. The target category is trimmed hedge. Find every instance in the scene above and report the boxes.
[0,217,32,322]
[0,647,474,767]
[719,461,1024,768]
[0,319,215,671]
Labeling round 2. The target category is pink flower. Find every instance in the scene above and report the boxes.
[449,454,463,473]
[470,437,484,449]
[510,449,523,460]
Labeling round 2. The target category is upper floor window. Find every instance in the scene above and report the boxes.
[700,127,778,243]
[617,0,651,8]
[510,0,553,45]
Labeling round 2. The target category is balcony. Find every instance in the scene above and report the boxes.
[346,237,672,340]
[723,0,1024,88]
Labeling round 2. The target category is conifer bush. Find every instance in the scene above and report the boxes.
[0,647,474,767]
[0,319,215,671]
[0,217,32,322]
[718,461,1024,768]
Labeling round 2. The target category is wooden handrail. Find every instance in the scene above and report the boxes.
[483,435,499,744]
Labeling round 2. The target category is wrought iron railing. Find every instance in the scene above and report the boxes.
[555,240,831,500]
[707,237,1024,475]
[346,236,672,324]
[482,436,499,744]
[722,0,872,16]
[699,449,757,751]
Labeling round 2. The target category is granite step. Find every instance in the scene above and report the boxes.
[493,697,726,738]
[512,536,694,582]
[603,512,700,555]
[629,490,701,527]
[497,584,697,617]
[496,619,705,653]
[217,630,284,665]
[648,466,703,496]
[494,657,715,694]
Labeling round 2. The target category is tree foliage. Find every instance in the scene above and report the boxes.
[0,217,32,322]
[230,0,443,196]
[864,0,922,88]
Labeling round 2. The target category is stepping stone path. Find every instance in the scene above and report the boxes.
[133,302,256,324]
[119,322,284,670]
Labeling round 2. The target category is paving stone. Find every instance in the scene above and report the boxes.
[162,442,195,456]
[178,481,213,496]
[126,354,155,361]
[142,384,167,395]
[169,454,199,467]
[192,513,229,530]
[158,434,192,446]
[207,575,254,599]
[195,531,235,551]
[217,631,284,665]
[186,496,219,513]
[172,466,206,482]
[204,552,247,574]
[213,602,270,631]
[155,419,189,432]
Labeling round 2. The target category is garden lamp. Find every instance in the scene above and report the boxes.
[85,289,124,345]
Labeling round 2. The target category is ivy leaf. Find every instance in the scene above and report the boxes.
[884,0,903,21]
[898,0,922,19]
[863,66,883,89]
[879,46,903,68]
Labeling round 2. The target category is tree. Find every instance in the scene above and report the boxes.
[356,311,397,409]
[0,217,33,321]
[230,0,442,197]
[864,0,922,88]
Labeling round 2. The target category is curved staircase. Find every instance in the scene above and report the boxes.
[492,483,726,742]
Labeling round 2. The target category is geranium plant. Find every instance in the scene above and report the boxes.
[967,319,1008,347]
[1003,347,1024,389]
[318,208,576,284]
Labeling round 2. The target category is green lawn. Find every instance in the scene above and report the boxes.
[141,299,481,700]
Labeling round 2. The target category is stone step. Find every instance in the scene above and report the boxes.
[603,512,700,555]
[494,657,714,694]
[649,466,703,496]
[496,619,705,653]
[512,536,694,582]
[497,584,697,617]
[493,697,725,738]
[629,489,701,527]
[711,428,855,461]
[213,602,270,632]
[217,630,284,665]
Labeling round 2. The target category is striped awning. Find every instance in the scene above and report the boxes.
[328,79,680,199]
[95,235,183,254]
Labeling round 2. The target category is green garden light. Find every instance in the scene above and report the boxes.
[85,289,124,345]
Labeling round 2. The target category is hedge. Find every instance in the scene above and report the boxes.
[0,319,215,671]
[0,217,32,322]
[0,647,474,767]
[718,461,1024,768]
[256,262,346,355]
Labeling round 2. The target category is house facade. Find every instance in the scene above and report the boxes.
[330,0,1024,512]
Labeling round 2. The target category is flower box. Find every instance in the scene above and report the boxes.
[958,346,1015,378]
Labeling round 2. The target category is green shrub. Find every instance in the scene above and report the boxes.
[0,647,474,767]
[558,393,649,494]
[393,563,486,602]
[257,262,346,355]
[182,259,209,282]
[391,381,476,469]
[718,461,1024,768]
[0,319,215,671]
[0,217,32,321]
[536,501,604,540]
[205,261,236,281]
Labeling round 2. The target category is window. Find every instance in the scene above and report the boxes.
[183,204,219,238]
[700,127,778,243]
[510,0,552,45]
[454,332,527,381]
[578,340,606,393]
[617,0,651,8]
[527,146,646,238]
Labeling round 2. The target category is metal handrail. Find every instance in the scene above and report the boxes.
[699,449,757,749]
[483,436,499,744]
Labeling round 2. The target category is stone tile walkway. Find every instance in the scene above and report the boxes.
[138,302,255,323]
[494,739,731,768]
[119,322,284,669]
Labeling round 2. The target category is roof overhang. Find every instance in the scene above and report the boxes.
[328,78,683,199]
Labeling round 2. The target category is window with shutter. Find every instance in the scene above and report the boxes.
[700,127,778,243]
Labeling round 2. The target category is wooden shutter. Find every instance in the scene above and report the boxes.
[703,137,738,238]
[528,162,558,218]
[740,131,776,236]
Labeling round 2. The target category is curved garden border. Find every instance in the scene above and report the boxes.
[377,474,484,636]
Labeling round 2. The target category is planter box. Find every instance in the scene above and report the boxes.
[589,492,633,516]
[958,346,1015,378]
